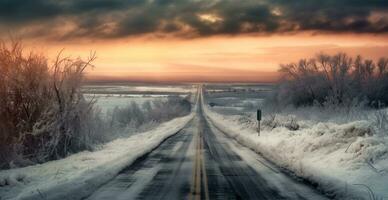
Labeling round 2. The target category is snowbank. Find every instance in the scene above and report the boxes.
[0,114,194,200]
[203,105,388,199]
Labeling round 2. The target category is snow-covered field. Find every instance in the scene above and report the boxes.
[203,85,388,200]
[0,113,194,200]
[82,84,196,94]
[83,84,195,114]
[205,84,271,115]
[84,94,186,114]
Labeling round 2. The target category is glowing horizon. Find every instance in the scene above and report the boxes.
[23,33,386,83]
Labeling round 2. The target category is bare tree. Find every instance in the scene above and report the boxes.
[0,40,97,168]
[273,53,388,108]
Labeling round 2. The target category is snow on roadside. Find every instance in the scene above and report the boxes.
[203,105,388,200]
[0,114,194,200]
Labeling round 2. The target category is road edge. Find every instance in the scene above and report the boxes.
[200,88,369,200]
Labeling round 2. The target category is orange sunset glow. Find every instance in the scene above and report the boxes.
[24,33,386,83]
[2,0,388,82]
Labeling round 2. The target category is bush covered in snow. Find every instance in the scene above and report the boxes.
[0,41,99,168]
[270,53,388,108]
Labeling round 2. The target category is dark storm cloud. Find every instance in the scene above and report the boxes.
[0,0,387,40]
[272,0,388,33]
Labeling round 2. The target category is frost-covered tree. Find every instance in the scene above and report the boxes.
[273,53,388,108]
[0,41,97,168]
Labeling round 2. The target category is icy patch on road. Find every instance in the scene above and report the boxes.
[0,114,194,200]
[203,105,388,200]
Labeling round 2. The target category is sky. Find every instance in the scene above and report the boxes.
[1,0,388,83]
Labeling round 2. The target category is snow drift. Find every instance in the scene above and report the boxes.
[203,104,388,199]
[0,113,194,200]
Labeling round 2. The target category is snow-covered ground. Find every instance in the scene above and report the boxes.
[204,84,271,116]
[82,84,196,94]
[83,84,193,114]
[84,94,186,114]
[0,114,194,200]
[202,92,388,199]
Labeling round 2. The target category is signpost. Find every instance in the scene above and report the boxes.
[257,109,261,136]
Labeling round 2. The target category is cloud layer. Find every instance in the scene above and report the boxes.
[0,0,387,40]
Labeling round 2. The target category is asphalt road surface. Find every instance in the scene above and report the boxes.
[86,91,328,200]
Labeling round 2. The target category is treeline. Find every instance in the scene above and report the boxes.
[271,53,388,108]
[0,42,191,169]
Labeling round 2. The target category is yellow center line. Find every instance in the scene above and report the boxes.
[200,134,210,200]
[195,132,201,200]
[188,125,210,200]
[189,145,196,200]
[189,130,201,200]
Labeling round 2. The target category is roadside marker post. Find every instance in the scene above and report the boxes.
[257,109,261,136]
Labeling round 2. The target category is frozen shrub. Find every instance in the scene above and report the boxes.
[0,41,96,168]
[285,117,300,131]
[262,114,278,130]
[369,108,388,136]
[261,114,300,131]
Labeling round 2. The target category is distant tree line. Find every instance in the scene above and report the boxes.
[271,53,388,108]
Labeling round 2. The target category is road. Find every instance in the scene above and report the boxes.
[86,90,328,200]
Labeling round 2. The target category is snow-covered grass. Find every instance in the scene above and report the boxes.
[203,103,388,199]
[82,84,196,94]
[0,113,194,200]
[205,86,267,116]
[84,94,171,114]
[83,84,192,115]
